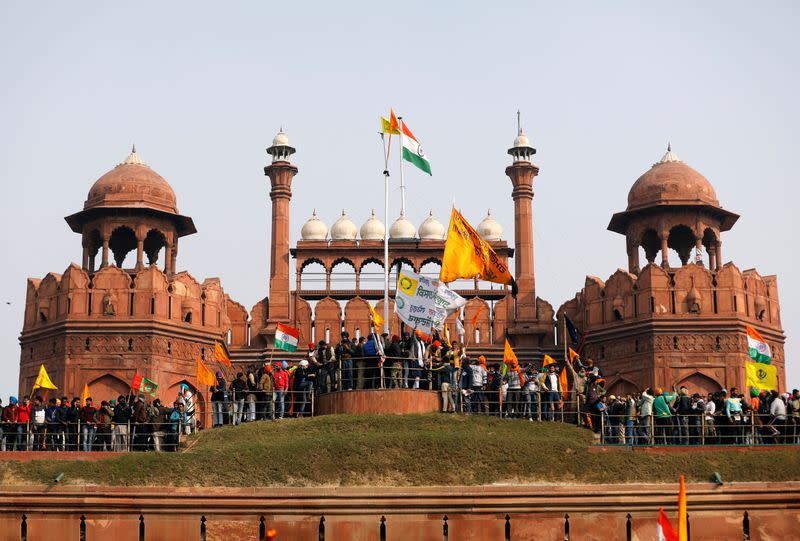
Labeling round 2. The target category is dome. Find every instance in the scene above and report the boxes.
[84,146,178,214]
[418,211,445,240]
[300,210,328,240]
[330,210,357,240]
[272,130,290,147]
[359,209,385,240]
[477,210,503,241]
[626,146,719,211]
[389,213,416,239]
[512,132,531,148]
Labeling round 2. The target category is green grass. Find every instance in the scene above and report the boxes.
[2,414,799,487]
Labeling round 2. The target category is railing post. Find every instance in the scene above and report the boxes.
[576,394,581,426]
[259,515,266,541]
[626,513,632,541]
[601,414,605,444]
[21,514,27,541]
[564,512,570,541]
[537,392,541,421]
[318,515,325,541]
[379,516,386,541]
[742,511,750,540]
[177,420,182,450]
[127,419,131,452]
[504,514,511,541]
[701,414,705,446]
[650,414,655,446]
[442,515,449,541]
[79,514,86,541]
[311,392,315,418]
[751,413,756,446]
[200,515,206,541]
[139,514,145,541]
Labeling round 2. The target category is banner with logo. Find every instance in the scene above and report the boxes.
[395,269,466,336]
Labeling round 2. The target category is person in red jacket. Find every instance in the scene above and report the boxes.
[2,397,20,451]
[273,363,289,420]
[17,397,32,451]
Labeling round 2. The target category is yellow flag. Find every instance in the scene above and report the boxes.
[197,357,217,387]
[368,303,384,331]
[381,116,400,135]
[214,342,232,367]
[568,347,580,362]
[33,364,57,390]
[81,383,90,405]
[745,361,777,391]
[440,208,514,290]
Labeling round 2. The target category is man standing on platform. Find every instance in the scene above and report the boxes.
[335,331,354,391]
[367,326,386,389]
[315,340,336,393]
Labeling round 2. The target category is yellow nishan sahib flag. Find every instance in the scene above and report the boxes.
[440,208,515,291]
[745,361,777,391]
[33,364,58,390]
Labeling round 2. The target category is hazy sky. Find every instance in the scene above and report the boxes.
[1,2,797,399]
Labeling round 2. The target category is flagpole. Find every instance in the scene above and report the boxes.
[381,132,391,335]
[398,116,406,216]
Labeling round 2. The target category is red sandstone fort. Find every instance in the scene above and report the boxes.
[18,127,786,406]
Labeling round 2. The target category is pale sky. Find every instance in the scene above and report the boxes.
[1,1,797,399]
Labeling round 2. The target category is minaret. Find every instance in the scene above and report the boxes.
[263,129,298,339]
[505,113,539,336]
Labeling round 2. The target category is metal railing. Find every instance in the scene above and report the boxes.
[15,510,758,540]
[596,412,800,446]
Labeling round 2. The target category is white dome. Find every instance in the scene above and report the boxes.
[477,210,503,241]
[330,210,358,240]
[512,133,531,148]
[300,210,328,240]
[272,130,290,147]
[389,213,417,239]
[360,209,385,240]
[418,211,445,240]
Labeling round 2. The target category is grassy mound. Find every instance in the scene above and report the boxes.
[2,414,799,487]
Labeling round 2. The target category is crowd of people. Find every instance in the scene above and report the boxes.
[3,329,798,451]
[0,387,193,452]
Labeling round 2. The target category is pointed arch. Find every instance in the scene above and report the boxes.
[86,373,131,402]
[677,372,723,396]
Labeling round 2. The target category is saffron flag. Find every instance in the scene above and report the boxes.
[440,208,515,291]
[380,109,401,135]
[274,322,300,352]
[470,303,486,328]
[131,373,158,397]
[745,361,777,391]
[560,363,570,401]
[502,339,519,378]
[197,357,217,386]
[368,303,384,331]
[657,508,678,541]
[81,383,90,405]
[745,325,771,364]
[33,364,57,390]
[400,118,432,175]
[677,475,688,541]
[568,347,580,362]
[214,342,232,367]
[542,354,557,369]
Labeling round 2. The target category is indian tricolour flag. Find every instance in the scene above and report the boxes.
[401,121,432,175]
[746,325,771,364]
[657,508,677,541]
[274,323,300,352]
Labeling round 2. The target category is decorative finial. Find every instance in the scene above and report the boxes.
[667,142,671,152]
[517,110,522,135]
[131,143,136,153]
[341,209,346,216]
[280,125,284,132]
[487,208,492,216]
[312,208,317,217]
